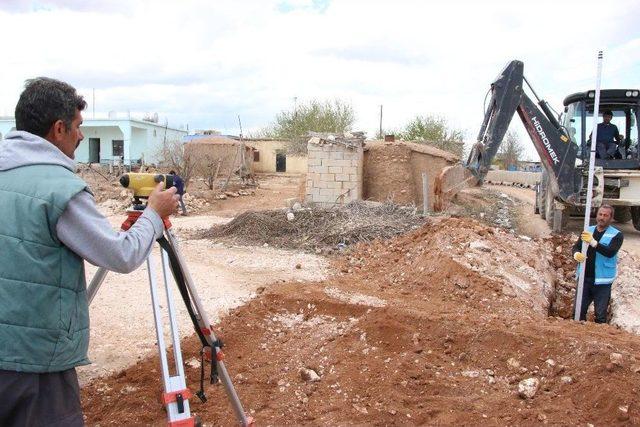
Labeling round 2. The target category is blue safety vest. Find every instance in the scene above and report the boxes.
[577,225,620,285]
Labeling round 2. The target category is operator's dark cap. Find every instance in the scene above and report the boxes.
[603,110,614,116]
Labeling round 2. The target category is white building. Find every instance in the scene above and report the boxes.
[0,112,187,166]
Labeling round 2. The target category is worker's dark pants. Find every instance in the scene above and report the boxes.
[575,278,612,323]
[179,194,188,215]
[596,141,618,159]
[0,368,83,427]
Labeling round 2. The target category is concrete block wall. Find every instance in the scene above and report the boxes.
[305,140,364,207]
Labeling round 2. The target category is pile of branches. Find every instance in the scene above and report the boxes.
[197,201,427,251]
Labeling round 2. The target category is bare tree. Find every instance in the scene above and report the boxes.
[197,154,223,190]
[156,139,195,190]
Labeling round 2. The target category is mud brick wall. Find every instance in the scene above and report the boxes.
[305,140,363,207]
[363,141,458,211]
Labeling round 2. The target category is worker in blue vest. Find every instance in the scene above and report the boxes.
[0,78,179,426]
[573,204,624,323]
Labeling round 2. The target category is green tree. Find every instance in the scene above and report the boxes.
[496,130,525,170]
[261,99,355,154]
[400,115,465,157]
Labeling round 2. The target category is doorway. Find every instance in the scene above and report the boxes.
[89,138,100,163]
[112,140,124,159]
[276,151,286,172]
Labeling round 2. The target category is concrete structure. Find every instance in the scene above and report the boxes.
[245,139,307,174]
[0,114,186,166]
[305,135,364,207]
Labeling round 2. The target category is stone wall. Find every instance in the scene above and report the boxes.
[305,137,364,207]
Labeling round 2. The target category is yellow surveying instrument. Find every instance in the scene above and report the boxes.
[87,175,254,427]
[119,173,175,205]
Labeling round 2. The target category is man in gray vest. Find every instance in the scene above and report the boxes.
[0,78,179,426]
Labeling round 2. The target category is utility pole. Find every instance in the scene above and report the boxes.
[379,105,383,139]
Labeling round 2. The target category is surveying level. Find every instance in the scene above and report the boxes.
[119,173,175,206]
[87,183,254,426]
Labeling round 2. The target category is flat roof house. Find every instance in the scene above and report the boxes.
[0,113,187,166]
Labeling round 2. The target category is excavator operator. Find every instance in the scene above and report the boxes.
[589,110,623,159]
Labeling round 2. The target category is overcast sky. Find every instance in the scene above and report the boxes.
[1,0,639,160]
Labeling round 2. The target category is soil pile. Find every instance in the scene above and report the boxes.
[83,217,640,425]
[195,201,426,252]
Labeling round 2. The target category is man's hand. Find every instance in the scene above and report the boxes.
[581,231,598,248]
[573,252,586,263]
[147,182,179,218]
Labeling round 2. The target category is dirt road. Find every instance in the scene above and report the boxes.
[80,217,328,384]
[78,174,320,385]
[489,184,640,256]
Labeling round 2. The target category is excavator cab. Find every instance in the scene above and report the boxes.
[562,90,640,169]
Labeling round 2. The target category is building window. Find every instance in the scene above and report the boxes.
[153,129,157,137]
[253,151,260,162]
[112,140,124,157]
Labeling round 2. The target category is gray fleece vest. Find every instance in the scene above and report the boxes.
[0,164,90,372]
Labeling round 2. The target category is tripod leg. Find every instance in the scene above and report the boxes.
[87,267,109,306]
[164,229,253,427]
[148,247,194,425]
[160,248,188,389]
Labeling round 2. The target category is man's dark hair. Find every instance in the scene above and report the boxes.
[15,77,87,138]
[169,170,176,175]
[603,110,614,117]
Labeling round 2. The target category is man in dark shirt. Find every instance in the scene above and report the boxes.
[589,110,622,159]
[170,170,188,215]
[572,204,623,323]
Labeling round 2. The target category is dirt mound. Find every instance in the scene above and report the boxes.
[449,187,520,231]
[82,217,640,425]
[195,201,426,252]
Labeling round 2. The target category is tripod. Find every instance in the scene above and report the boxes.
[87,208,253,427]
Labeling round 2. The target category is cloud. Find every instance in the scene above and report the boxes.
[276,0,330,14]
[315,44,429,66]
[0,0,129,13]
[1,0,639,160]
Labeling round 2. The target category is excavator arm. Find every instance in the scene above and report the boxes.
[465,60,580,203]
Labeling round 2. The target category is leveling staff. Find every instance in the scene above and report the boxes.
[0,78,179,426]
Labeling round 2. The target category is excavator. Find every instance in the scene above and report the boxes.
[465,60,640,232]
